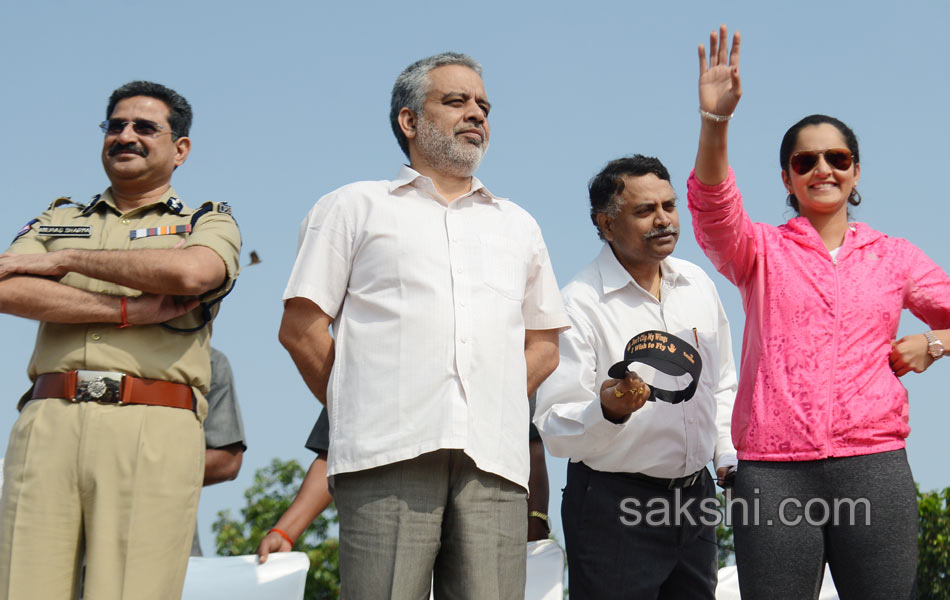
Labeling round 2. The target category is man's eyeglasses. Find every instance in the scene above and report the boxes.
[788,148,854,175]
[98,119,172,137]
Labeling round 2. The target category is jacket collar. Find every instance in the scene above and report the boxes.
[782,216,886,258]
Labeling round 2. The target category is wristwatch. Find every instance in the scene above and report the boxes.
[924,331,945,360]
[528,510,552,534]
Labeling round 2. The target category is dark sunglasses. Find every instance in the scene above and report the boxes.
[98,119,170,137]
[789,148,853,175]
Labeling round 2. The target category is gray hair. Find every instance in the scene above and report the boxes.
[390,52,483,159]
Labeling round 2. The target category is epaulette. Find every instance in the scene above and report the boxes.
[190,201,236,228]
[80,194,103,216]
[47,196,87,211]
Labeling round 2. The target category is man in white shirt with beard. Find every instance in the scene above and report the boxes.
[535,155,737,600]
[280,52,569,600]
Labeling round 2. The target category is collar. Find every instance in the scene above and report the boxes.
[82,186,188,217]
[596,244,688,297]
[388,164,500,203]
[783,217,885,256]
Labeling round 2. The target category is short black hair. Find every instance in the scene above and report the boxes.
[588,155,671,240]
[779,114,861,213]
[106,81,192,139]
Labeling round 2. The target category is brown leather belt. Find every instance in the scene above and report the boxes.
[33,371,195,411]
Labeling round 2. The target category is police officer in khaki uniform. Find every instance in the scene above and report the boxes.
[0,80,241,600]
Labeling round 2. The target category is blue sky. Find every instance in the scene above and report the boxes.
[2,0,948,549]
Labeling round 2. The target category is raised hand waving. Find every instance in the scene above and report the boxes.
[698,24,742,119]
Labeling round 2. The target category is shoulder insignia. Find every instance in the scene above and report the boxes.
[190,201,236,229]
[12,219,39,242]
[47,196,87,211]
[166,196,184,214]
[80,194,102,216]
[190,202,215,228]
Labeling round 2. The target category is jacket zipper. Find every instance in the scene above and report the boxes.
[826,254,839,457]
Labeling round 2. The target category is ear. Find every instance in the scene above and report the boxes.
[780,169,792,194]
[853,162,860,186]
[596,212,614,242]
[174,136,191,167]
[398,107,418,141]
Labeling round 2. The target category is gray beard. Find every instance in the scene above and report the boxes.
[415,117,487,177]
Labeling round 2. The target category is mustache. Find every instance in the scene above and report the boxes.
[644,226,679,240]
[108,142,147,157]
[454,124,486,140]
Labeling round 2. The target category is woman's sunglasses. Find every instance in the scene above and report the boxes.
[789,148,853,175]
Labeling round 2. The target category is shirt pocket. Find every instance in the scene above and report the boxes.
[478,233,527,302]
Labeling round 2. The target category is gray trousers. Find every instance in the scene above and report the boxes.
[334,449,527,600]
[733,449,918,600]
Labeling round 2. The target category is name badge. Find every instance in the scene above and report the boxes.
[37,225,92,237]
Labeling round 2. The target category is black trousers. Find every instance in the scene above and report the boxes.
[562,461,718,600]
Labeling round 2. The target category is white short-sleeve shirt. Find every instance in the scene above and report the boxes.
[283,166,569,488]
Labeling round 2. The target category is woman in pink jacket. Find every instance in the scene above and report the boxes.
[687,26,950,599]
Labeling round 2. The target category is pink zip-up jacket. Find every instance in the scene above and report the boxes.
[687,169,950,461]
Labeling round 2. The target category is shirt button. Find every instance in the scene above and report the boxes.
[688,418,695,424]
[122,219,131,225]
[460,337,468,344]
[91,333,102,341]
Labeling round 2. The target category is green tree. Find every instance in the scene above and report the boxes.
[212,458,340,600]
[918,486,950,600]
[715,492,735,569]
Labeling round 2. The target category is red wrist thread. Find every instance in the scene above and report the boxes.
[118,297,131,329]
[269,528,294,546]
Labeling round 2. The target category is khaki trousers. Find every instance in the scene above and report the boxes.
[0,398,204,600]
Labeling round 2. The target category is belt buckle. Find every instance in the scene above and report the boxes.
[75,370,124,404]
[669,471,700,490]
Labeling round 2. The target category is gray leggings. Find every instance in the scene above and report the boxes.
[731,449,917,600]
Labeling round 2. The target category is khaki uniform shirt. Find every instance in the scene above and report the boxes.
[7,187,241,420]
